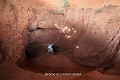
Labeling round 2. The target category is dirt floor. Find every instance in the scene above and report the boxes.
[19,50,95,73]
[0,50,120,80]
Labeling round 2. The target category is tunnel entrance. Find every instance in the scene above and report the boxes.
[25,41,60,59]
[17,24,96,74]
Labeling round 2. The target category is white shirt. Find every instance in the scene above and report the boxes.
[47,44,53,53]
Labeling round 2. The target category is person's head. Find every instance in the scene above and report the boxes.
[51,44,53,46]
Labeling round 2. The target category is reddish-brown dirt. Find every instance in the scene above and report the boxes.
[13,50,120,80]
[1,0,120,80]
[0,60,120,80]
[20,0,120,9]
[18,50,95,73]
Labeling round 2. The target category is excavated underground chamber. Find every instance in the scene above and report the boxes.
[1,0,120,79]
[17,24,96,74]
[17,23,115,74]
[16,6,120,74]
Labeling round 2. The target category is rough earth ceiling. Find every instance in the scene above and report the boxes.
[20,0,120,9]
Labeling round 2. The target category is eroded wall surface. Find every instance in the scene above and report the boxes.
[0,0,35,60]
[0,0,120,67]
